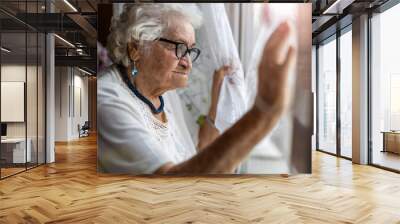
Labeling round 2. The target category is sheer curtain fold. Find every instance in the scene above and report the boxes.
[177,3,248,144]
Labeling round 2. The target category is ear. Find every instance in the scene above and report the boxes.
[127,41,140,62]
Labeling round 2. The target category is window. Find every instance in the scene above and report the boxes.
[370,2,400,171]
[339,28,352,158]
[0,1,47,179]
[317,36,337,154]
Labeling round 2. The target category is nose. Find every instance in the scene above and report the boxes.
[178,54,192,70]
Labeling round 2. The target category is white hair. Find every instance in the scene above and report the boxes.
[107,3,203,67]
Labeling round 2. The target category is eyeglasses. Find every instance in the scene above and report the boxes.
[158,38,201,63]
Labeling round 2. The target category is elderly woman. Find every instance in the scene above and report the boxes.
[98,3,296,174]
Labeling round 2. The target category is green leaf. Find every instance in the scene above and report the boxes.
[197,115,206,126]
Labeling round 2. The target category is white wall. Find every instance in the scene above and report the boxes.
[72,72,89,138]
[54,67,89,141]
[312,46,317,151]
[1,64,46,164]
[1,82,24,122]
[1,65,40,137]
[55,66,68,141]
[1,66,26,135]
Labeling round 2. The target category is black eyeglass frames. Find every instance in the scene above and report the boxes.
[158,38,201,62]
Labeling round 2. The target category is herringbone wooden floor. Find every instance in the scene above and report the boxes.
[0,134,399,223]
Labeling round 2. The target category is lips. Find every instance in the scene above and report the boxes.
[174,71,188,76]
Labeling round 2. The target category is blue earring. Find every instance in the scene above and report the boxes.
[131,60,138,77]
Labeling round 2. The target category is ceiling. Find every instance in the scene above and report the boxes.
[0,0,97,73]
[0,0,396,73]
[311,0,391,44]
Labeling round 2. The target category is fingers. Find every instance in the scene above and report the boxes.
[223,65,233,75]
[267,21,290,49]
[217,65,232,73]
[276,22,294,65]
[214,65,232,81]
[266,21,294,65]
[282,46,297,78]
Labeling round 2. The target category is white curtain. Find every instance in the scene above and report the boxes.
[177,3,248,145]
[177,3,301,173]
[225,4,300,174]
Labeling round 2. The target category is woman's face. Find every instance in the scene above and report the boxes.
[137,16,196,92]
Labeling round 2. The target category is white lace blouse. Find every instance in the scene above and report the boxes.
[97,65,197,174]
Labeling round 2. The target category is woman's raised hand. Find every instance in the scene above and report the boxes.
[209,65,232,120]
[255,21,297,116]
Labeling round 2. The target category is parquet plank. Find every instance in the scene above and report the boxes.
[0,135,399,223]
